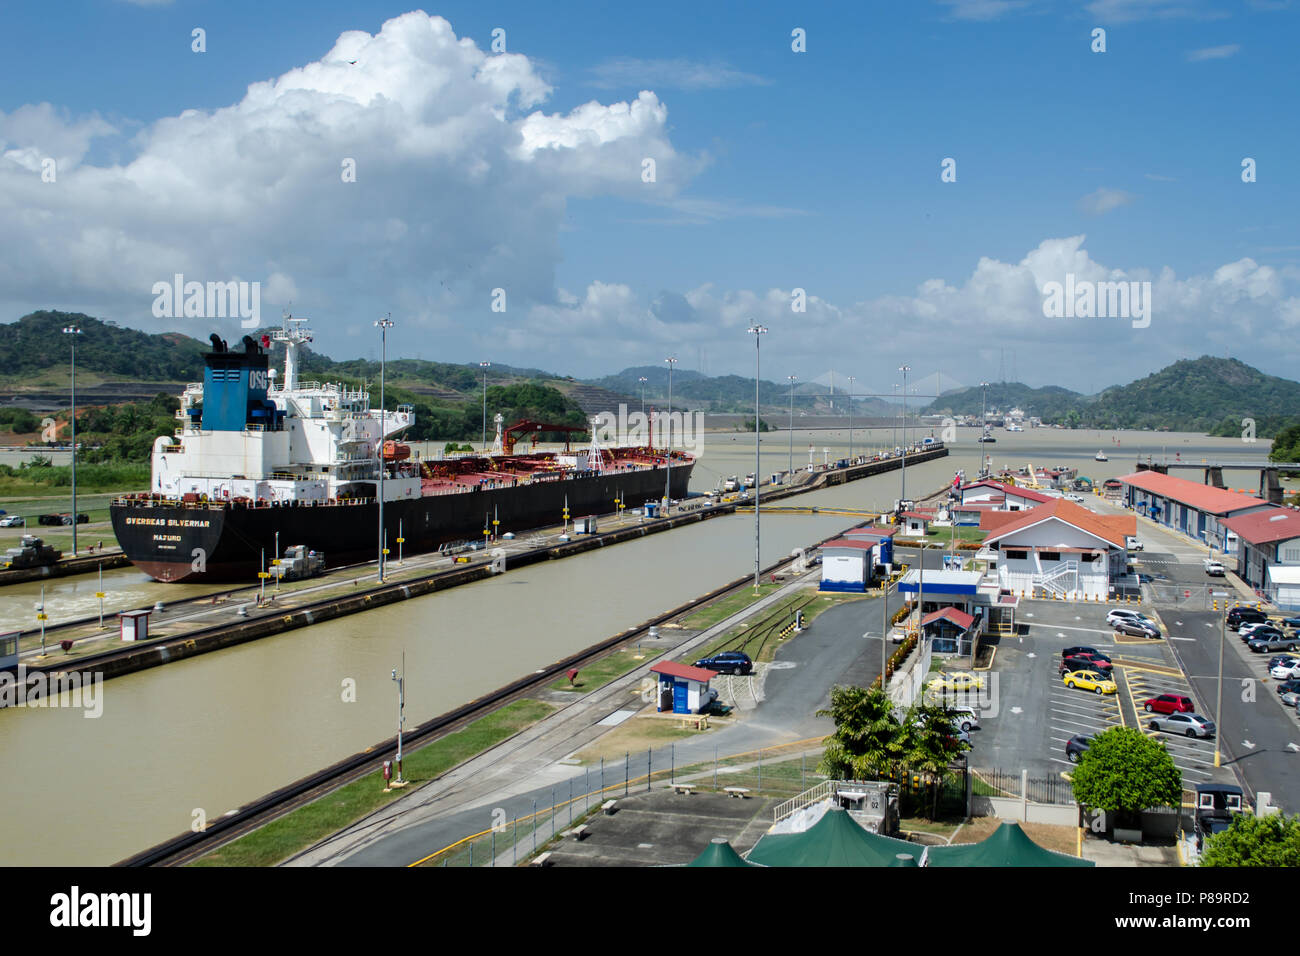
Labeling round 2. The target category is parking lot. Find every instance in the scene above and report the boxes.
[1121,662,1219,784]
[971,598,1157,775]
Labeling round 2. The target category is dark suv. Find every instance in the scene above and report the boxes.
[693,651,753,675]
[1227,607,1268,629]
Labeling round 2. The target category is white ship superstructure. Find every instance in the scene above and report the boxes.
[151,319,418,505]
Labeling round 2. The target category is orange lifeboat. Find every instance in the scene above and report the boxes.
[382,441,410,462]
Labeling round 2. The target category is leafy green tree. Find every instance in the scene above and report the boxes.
[903,702,970,820]
[1201,812,1300,867]
[817,686,907,782]
[1070,727,1182,828]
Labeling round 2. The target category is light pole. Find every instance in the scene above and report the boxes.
[479,361,491,452]
[375,317,394,582]
[664,356,677,506]
[787,375,797,476]
[892,383,900,454]
[63,326,81,555]
[1214,596,1229,768]
[980,381,990,436]
[392,654,407,786]
[847,374,855,462]
[899,365,912,505]
[748,325,767,592]
[634,377,644,444]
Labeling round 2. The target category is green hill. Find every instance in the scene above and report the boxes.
[927,357,1300,438]
[927,382,1084,421]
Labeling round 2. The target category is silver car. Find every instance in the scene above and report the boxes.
[1148,712,1216,738]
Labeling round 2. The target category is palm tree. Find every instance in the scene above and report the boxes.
[817,686,907,781]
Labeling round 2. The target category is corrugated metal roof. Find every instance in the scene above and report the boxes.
[1117,471,1269,516]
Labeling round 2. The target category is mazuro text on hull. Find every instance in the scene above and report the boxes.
[110,320,695,582]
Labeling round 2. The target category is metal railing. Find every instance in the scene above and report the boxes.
[972,767,1075,805]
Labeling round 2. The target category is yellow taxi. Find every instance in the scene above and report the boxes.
[1062,669,1117,695]
[928,671,985,693]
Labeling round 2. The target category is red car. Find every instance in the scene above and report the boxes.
[1144,694,1194,715]
[1060,652,1113,672]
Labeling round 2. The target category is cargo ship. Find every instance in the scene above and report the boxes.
[110,320,694,582]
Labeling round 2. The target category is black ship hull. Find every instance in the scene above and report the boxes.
[111,462,695,583]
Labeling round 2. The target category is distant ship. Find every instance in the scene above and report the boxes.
[111,320,694,582]
[1095,450,1109,461]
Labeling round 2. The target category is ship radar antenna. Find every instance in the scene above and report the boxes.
[490,413,505,456]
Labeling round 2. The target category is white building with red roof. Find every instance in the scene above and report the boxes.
[1117,470,1274,552]
[1219,507,1300,605]
[983,499,1135,600]
[958,479,1055,512]
[650,661,719,715]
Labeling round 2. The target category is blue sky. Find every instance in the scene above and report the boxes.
[1,0,1297,396]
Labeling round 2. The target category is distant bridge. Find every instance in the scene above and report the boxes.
[1135,460,1299,504]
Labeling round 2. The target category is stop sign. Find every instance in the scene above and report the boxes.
[1184,589,1191,598]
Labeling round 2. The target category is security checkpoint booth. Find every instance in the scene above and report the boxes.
[650,661,719,715]
[921,607,981,655]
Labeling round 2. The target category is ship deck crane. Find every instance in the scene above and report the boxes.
[501,419,588,455]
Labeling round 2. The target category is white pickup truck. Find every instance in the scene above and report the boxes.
[1204,558,1226,576]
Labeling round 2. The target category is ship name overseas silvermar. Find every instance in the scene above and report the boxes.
[110,319,695,582]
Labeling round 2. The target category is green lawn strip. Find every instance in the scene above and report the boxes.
[676,581,785,630]
[192,698,555,867]
[549,648,645,693]
[926,526,986,543]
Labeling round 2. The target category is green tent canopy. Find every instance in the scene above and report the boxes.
[924,821,1094,867]
[746,808,916,867]
[687,839,755,867]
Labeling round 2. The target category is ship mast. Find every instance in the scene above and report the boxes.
[270,314,313,391]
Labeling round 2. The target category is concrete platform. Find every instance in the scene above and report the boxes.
[540,789,779,867]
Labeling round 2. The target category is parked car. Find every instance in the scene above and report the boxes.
[1227,607,1268,629]
[1280,617,1300,629]
[1114,618,1161,639]
[1203,558,1226,576]
[1062,646,1111,662]
[1248,632,1300,653]
[1280,690,1300,707]
[0,515,24,528]
[1271,661,1300,680]
[1238,622,1276,638]
[1060,654,1114,674]
[1107,608,1156,627]
[1148,712,1216,738]
[693,651,753,675]
[1273,677,1300,696]
[1065,734,1093,763]
[928,672,985,693]
[1063,670,1117,695]
[1144,694,1194,715]
[947,706,980,732]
